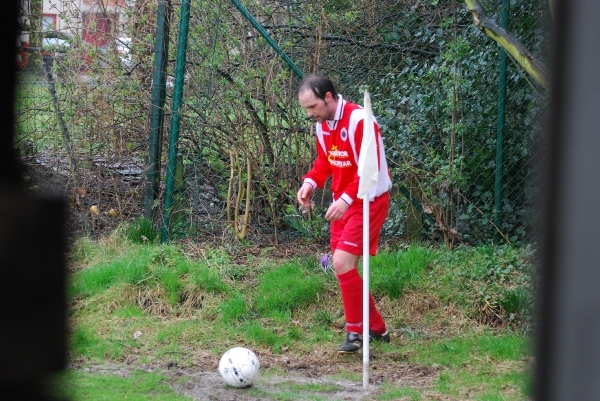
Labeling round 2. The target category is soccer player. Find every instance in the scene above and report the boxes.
[296,74,393,353]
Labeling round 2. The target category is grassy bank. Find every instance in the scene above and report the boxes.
[54,220,534,400]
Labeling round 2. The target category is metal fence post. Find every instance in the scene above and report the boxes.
[161,0,191,243]
[145,0,171,220]
[231,0,304,79]
[494,0,509,240]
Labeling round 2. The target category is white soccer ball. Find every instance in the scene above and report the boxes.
[218,347,260,388]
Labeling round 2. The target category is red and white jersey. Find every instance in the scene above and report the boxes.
[303,95,392,204]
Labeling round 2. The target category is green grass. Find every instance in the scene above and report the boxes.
[63,222,534,400]
[376,384,421,400]
[242,322,290,352]
[14,79,62,151]
[370,245,435,299]
[189,262,229,293]
[71,326,126,360]
[402,333,531,399]
[219,292,249,322]
[410,333,530,367]
[125,217,159,244]
[49,369,193,400]
[254,259,324,317]
[70,246,154,297]
[113,304,145,318]
[431,244,536,328]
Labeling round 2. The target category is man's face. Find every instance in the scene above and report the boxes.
[298,89,334,123]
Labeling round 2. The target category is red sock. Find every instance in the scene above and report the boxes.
[336,268,386,334]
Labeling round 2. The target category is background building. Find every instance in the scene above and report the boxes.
[18,0,134,69]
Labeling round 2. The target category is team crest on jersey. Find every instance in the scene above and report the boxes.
[340,128,348,141]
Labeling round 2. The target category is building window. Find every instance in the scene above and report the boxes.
[42,14,56,32]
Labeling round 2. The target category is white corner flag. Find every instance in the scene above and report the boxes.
[357,90,379,389]
[358,90,379,200]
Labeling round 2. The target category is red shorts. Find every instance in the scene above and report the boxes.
[330,192,390,256]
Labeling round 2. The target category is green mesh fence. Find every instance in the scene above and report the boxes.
[14,0,549,247]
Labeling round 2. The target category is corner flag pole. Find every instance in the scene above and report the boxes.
[358,90,379,389]
[362,191,371,389]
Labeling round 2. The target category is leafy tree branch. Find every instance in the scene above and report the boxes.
[463,0,549,88]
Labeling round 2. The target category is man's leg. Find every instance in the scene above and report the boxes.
[333,250,387,353]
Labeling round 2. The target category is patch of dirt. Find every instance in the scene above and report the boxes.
[174,370,373,401]
[247,349,437,389]
[20,154,143,242]
[19,154,331,250]
[72,349,440,401]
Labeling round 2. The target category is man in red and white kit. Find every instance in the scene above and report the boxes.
[297,74,393,353]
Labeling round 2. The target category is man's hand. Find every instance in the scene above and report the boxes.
[325,198,350,221]
[297,182,314,208]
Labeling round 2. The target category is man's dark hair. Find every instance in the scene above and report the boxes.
[298,74,338,100]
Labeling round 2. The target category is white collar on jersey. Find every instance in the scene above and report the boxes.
[326,94,345,131]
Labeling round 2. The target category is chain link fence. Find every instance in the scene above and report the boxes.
[14,0,549,247]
